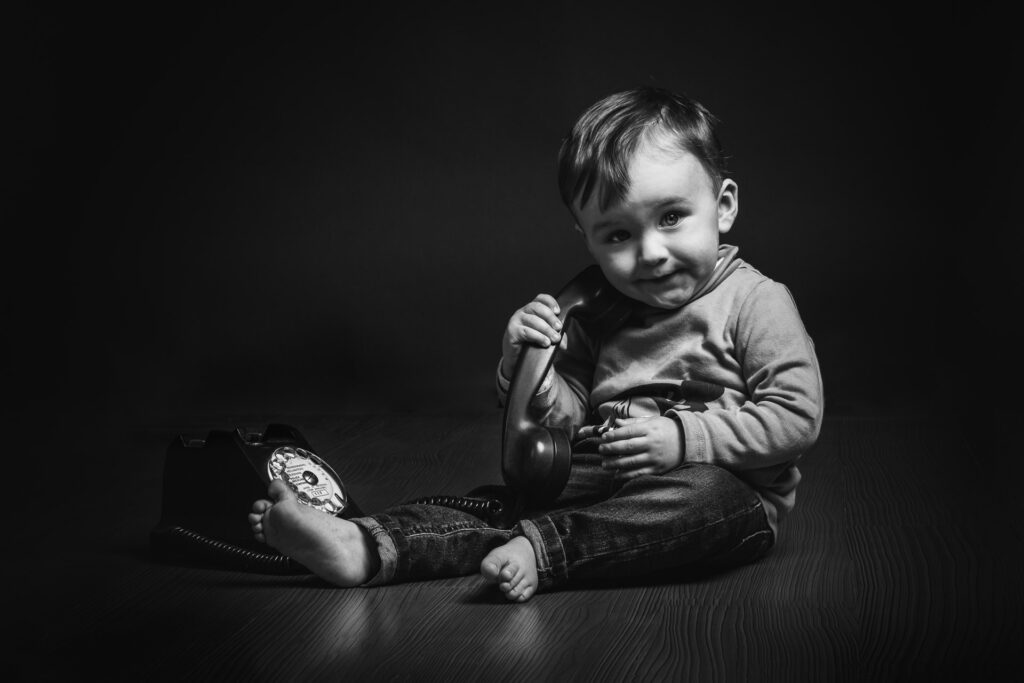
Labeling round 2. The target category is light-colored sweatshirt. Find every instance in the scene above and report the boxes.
[497,244,824,535]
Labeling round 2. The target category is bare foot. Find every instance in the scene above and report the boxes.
[249,480,380,586]
[480,536,539,602]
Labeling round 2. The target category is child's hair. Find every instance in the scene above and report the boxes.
[558,86,727,213]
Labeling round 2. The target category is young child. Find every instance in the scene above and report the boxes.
[249,86,823,602]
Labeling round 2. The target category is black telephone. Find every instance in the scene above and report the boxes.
[152,267,629,572]
[151,424,362,574]
[151,424,504,572]
[501,265,632,503]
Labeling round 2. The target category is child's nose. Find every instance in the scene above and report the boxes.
[637,231,669,265]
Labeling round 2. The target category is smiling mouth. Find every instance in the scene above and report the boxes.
[641,270,679,284]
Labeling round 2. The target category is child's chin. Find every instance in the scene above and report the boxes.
[616,281,690,310]
[635,287,691,310]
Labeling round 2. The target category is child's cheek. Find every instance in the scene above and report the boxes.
[600,253,634,285]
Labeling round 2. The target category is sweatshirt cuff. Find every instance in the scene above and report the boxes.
[496,360,513,395]
[669,409,709,464]
[496,359,555,400]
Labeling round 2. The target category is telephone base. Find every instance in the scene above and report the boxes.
[151,424,361,573]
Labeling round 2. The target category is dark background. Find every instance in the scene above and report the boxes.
[9,3,1021,449]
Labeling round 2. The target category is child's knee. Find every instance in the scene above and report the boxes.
[646,464,764,516]
[669,462,752,491]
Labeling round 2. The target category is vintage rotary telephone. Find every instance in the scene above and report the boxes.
[152,266,630,572]
[151,424,507,573]
[150,424,362,574]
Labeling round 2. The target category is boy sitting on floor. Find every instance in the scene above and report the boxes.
[249,86,824,602]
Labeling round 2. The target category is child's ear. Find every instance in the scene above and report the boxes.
[716,179,739,234]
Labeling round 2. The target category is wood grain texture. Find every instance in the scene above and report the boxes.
[10,415,1021,681]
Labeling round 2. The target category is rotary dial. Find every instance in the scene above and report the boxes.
[266,446,347,515]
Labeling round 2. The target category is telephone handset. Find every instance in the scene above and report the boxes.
[151,424,362,574]
[502,265,632,503]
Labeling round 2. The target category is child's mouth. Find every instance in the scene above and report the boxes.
[642,270,679,285]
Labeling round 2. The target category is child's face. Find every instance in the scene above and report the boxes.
[575,140,738,309]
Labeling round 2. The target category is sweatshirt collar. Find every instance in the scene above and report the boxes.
[689,243,740,302]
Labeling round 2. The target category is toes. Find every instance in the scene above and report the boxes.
[502,571,528,596]
[251,499,272,514]
[507,582,535,602]
[249,510,266,542]
[481,553,520,586]
[481,538,538,602]
[268,479,294,503]
[497,563,524,593]
[480,558,503,583]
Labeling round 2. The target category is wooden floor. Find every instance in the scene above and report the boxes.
[10,413,1022,681]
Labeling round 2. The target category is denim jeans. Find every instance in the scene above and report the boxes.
[351,452,774,591]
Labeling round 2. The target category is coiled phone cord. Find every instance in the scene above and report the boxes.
[155,496,507,575]
[158,525,309,575]
[405,495,505,518]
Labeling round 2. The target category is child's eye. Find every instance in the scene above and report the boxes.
[606,230,631,244]
[660,211,686,227]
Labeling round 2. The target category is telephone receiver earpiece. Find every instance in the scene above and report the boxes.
[502,265,633,503]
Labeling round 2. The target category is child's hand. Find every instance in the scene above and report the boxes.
[598,416,683,480]
[501,294,563,379]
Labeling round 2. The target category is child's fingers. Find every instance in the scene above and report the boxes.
[600,424,646,443]
[518,312,562,343]
[604,425,643,439]
[533,293,561,316]
[598,437,646,456]
[522,302,563,335]
[513,325,556,348]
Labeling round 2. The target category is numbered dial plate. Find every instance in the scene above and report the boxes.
[266,446,347,515]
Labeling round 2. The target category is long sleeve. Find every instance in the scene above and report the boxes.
[669,280,823,470]
[496,318,599,439]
